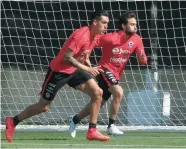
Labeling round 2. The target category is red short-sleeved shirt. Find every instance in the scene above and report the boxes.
[50,26,98,74]
[96,31,147,80]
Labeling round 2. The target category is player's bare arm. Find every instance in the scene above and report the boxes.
[63,48,103,76]
[84,53,92,67]
[135,38,148,65]
[84,57,92,67]
[63,48,81,67]
[137,52,147,65]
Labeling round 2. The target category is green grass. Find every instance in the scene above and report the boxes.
[1,131,186,148]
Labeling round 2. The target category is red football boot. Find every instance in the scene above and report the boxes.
[86,128,110,141]
[5,117,16,143]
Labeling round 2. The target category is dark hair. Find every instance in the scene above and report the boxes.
[119,11,136,29]
[90,10,109,24]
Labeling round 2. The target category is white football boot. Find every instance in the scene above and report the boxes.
[107,124,123,136]
[69,117,77,138]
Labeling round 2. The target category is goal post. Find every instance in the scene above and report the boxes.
[1,0,186,132]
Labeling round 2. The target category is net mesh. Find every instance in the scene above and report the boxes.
[1,1,186,129]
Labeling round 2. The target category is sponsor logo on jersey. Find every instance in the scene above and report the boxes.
[110,57,128,63]
[112,48,132,55]
[112,48,120,54]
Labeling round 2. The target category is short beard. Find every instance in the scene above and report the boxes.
[125,30,135,36]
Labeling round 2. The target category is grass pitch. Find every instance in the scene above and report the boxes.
[1,131,186,148]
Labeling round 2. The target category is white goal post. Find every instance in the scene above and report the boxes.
[1,0,186,132]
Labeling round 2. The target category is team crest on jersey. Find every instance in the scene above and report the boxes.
[128,41,134,47]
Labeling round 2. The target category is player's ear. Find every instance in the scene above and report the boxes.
[92,19,97,25]
[121,23,125,29]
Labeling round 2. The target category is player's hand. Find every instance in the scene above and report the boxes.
[138,54,147,65]
[87,66,103,76]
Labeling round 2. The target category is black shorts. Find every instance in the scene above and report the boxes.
[40,68,93,101]
[97,69,119,101]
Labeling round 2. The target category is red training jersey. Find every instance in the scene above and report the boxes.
[50,26,98,74]
[96,31,147,80]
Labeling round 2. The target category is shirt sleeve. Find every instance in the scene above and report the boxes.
[135,37,147,64]
[94,33,113,48]
[67,30,85,54]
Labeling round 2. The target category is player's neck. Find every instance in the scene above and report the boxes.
[124,31,132,40]
[89,25,96,38]
[123,31,135,40]
[126,34,132,40]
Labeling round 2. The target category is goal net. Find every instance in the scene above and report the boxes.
[1,0,186,131]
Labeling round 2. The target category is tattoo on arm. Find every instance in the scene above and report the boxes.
[63,55,80,67]
[63,48,89,71]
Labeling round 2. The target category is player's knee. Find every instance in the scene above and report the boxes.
[37,103,50,112]
[92,87,103,99]
[38,98,51,112]
[113,90,124,102]
[36,103,50,112]
[40,105,50,112]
